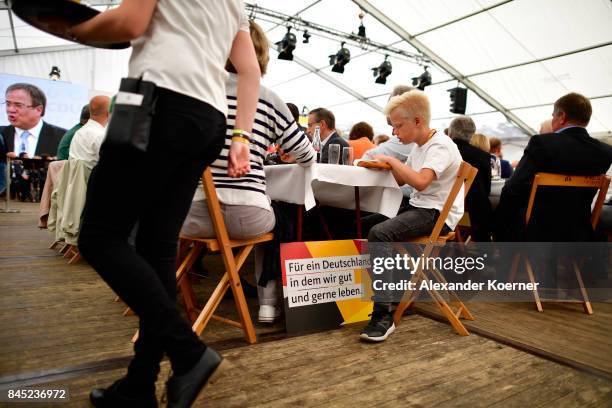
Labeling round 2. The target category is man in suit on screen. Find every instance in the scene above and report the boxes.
[0,83,66,161]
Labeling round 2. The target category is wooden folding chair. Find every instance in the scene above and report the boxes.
[453,166,480,244]
[62,245,81,264]
[393,161,478,336]
[509,172,611,314]
[175,167,273,344]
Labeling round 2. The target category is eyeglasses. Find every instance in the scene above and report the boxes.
[1,100,37,110]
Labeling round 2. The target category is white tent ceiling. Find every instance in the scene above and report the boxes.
[1,0,611,140]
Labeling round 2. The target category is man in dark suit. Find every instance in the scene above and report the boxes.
[495,92,612,242]
[0,83,66,161]
[489,137,513,179]
[448,115,493,241]
[307,107,349,163]
[304,108,351,238]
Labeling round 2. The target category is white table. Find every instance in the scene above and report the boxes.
[264,163,403,219]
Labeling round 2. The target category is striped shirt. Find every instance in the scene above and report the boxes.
[193,74,315,211]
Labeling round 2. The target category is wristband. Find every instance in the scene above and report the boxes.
[232,129,251,141]
[231,136,250,145]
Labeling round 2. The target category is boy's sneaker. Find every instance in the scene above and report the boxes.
[359,311,395,342]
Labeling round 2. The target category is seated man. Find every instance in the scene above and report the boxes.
[360,90,463,342]
[447,116,493,241]
[181,21,315,323]
[495,92,612,242]
[307,107,348,163]
[68,96,110,169]
[489,137,513,179]
[57,104,90,161]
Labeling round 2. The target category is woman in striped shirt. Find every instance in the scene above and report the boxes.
[182,20,315,322]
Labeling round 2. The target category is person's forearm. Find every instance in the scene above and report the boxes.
[71,0,156,43]
[388,158,430,191]
[234,71,259,133]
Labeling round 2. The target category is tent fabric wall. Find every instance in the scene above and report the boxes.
[0,47,130,95]
[0,0,610,139]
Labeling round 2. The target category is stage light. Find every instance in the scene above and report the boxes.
[448,87,468,114]
[49,66,61,81]
[302,30,311,44]
[411,66,431,90]
[372,55,392,84]
[276,27,296,61]
[329,42,351,74]
[357,11,366,39]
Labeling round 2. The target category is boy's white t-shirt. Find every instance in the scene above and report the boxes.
[128,0,249,117]
[407,132,464,230]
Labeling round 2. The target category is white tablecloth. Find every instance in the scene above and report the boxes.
[264,163,403,218]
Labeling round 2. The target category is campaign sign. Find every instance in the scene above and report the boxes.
[281,240,373,333]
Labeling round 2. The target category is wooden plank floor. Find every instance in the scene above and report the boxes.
[416,300,612,377]
[5,316,612,407]
[2,202,612,407]
[0,202,282,380]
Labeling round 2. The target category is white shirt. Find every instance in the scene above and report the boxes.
[69,119,106,168]
[362,135,413,162]
[128,0,249,117]
[13,120,43,157]
[407,132,464,230]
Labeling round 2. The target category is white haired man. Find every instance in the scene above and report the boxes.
[360,90,464,342]
[447,116,492,242]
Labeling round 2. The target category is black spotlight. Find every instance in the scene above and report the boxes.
[448,87,468,114]
[372,55,392,84]
[357,11,366,39]
[411,66,432,90]
[276,27,296,61]
[329,42,351,73]
[49,66,61,81]
[302,30,311,44]
[357,23,366,38]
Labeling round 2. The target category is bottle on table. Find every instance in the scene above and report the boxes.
[264,142,280,165]
[312,125,321,163]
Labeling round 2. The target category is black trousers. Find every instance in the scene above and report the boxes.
[79,88,226,388]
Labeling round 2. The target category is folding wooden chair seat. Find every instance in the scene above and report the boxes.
[174,167,273,344]
[393,161,478,336]
[509,172,610,314]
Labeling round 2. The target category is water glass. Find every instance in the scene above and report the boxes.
[342,146,354,165]
[328,144,341,164]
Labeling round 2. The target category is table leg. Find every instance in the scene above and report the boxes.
[1,157,20,214]
[315,200,333,240]
[355,186,362,239]
[297,205,303,241]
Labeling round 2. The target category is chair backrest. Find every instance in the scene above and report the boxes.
[201,167,232,245]
[427,161,478,242]
[525,172,611,229]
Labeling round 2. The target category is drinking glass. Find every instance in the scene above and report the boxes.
[328,144,341,164]
[342,146,354,165]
